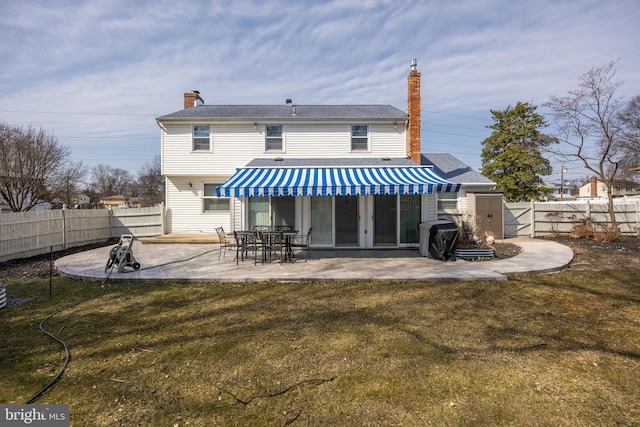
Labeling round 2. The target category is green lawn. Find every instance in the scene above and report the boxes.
[1,270,639,426]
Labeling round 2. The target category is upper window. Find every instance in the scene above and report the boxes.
[203,183,229,212]
[265,125,283,151]
[193,125,210,151]
[351,124,369,151]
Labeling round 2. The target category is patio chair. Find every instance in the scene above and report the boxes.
[215,227,238,260]
[290,227,312,261]
[258,230,285,264]
[233,230,261,265]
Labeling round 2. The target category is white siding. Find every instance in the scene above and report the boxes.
[422,194,438,222]
[165,176,231,233]
[161,121,408,176]
[161,119,410,237]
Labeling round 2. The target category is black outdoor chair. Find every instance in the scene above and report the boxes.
[290,227,312,261]
[258,230,285,264]
[233,230,261,265]
[215,227,238,260]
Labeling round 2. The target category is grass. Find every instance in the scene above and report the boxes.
[1,270,639,426]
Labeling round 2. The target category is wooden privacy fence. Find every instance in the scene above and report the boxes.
[504,199,640,238]
[0,206,164,262]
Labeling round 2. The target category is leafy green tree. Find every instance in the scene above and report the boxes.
[481,102,557,202]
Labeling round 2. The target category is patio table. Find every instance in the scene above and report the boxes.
[234,227,298,264]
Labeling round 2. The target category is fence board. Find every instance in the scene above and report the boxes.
[505,199,640,238]
[0,206,164,262]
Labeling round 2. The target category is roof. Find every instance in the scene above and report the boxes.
[246,157,419,168]
[580,178,640,188]
[421,153,494,185]
[157,104,408,121]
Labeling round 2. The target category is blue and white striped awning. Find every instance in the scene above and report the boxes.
[216,167,461,197]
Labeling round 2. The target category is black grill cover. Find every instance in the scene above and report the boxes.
[428,222,459,261]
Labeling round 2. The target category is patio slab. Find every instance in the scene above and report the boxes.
[55,238,574,282]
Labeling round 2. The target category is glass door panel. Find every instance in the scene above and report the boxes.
[311,196,332,244]
[400,194,421,244]
[374,195,397,245]
[248,197,269,229]
[335,196,358,246]
[271,197,295,227]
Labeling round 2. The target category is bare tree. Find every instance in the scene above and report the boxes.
[110,168,133,196]
[0,121,71,211]
[51,160,88,207]
[617,95,640,179]
[89,164,134,205]
[89,164,115,200]
[545,61,633,230]
[137,155,165,206]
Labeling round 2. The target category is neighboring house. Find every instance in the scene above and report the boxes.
[420,153,495,218]
[578,176,640,198]
[156,60,466,248]
[72,193,91,207]
[100,195,129,209]
[541,182,578,201]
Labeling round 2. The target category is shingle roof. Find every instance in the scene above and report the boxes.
[421,153,494,184]
[157,104,408,120]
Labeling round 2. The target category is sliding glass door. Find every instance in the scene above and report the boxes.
[311,196,332,244]
[373,195,397,245]
[335,196,358,246]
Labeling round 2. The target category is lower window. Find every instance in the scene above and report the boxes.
[203,183,230,212]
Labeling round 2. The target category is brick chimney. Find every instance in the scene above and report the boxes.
[590,176,598,197]
[184,90,204,109]
[407,59,421,164]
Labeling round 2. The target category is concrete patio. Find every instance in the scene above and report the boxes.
[55,237,574,282]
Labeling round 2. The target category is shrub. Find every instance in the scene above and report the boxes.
[570,217,596,239]
[570,217,623,242]
[595,225,623,242]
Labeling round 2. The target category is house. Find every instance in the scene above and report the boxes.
[99,195,129,209]
[540,182,578,201]
[420,153,495,217]
[72,193,91,208]
[156,59,469,248]
[578,176,640,198]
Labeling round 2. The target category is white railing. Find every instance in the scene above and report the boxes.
[0,206,164,262]
[505,198,640,238]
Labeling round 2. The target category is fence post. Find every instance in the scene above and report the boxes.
[61,207,67,249]
[160,202,166,235]
[109,208,114,238]
[530,201,535,238]
[586,199,591,218]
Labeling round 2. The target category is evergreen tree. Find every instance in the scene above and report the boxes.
[481,102,557,202]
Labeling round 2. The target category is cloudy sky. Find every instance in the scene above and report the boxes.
[1,0,639,184]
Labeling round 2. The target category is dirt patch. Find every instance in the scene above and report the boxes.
[0,240,117,281]
[491,242,522,260]
[541,234,640,271]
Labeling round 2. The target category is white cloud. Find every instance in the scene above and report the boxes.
[0,0,638,181]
